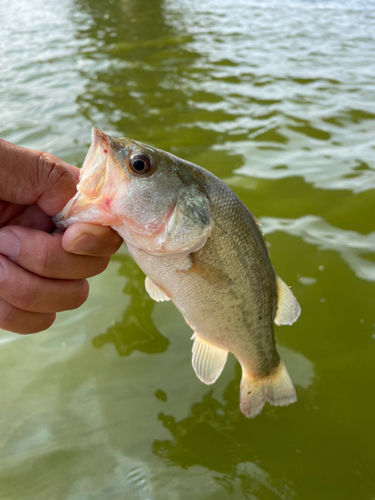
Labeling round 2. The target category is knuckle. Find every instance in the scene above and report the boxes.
[34,154,59,195]
[35,244,53,276]
[39,154,75,192]
[16,279,39,310]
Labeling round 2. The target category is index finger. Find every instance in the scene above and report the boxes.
[0,139,78,214]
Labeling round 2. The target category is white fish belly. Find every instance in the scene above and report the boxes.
[124,241,279,377]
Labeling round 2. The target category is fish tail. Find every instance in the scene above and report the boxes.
[240,361,297,418]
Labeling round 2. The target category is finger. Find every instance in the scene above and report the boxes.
[6,205,53,231]
[30,152,80,181]
[62,223,123,257]
[0,255,89,313]
[0,139,78,215]
[0,200,23,227]
[0,298,56,334]
[0,227,110,280]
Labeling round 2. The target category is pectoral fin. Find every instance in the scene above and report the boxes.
[274,275,301,326]
[191,333,228,385]
[145,276,170,302]
[181,255,233,287]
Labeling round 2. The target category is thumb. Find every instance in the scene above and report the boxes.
[0,138,79,216]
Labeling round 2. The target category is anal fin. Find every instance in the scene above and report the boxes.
[145,276,170,302]
[191,332,228,385]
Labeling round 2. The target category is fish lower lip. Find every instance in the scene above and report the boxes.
[53,192,120,227]
[52,212,64,225]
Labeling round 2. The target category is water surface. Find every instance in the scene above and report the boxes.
[1,0,375,498]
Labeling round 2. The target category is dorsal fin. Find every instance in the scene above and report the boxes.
[145,276,170,302]
[274,275,301,326]
[191,333,228,385]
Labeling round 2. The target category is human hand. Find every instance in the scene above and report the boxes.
[0,138,123,334]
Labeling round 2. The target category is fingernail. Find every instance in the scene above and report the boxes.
[67,233,97,253]
[0,230,20,259]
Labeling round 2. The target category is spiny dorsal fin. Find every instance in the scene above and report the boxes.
[191,333,228,385]
[145,276,170,302]
[274,275,301,326]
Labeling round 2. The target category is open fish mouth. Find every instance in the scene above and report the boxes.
[53,127,128,228]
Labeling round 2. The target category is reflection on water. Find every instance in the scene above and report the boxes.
[73,0,201,152]
[153,382,280,497]
[1,0,375,498]
[153,345,314,497]
[92,255,170,356]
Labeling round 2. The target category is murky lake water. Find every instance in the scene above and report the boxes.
[1,0,375,498]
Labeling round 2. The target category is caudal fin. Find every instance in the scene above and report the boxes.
[240,361,297,418]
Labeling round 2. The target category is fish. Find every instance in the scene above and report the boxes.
[54,127,301,418]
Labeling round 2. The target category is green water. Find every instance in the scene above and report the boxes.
[1,0,375,498]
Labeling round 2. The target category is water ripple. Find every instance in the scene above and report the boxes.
[261,215,375,282]
[165,0,375,192]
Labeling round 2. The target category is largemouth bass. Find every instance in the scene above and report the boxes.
[55,127,301,418]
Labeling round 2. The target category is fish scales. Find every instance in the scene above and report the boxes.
[54,127,301,418]
[190,166,279,375]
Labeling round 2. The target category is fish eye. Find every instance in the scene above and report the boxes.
[128,153,153,175]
